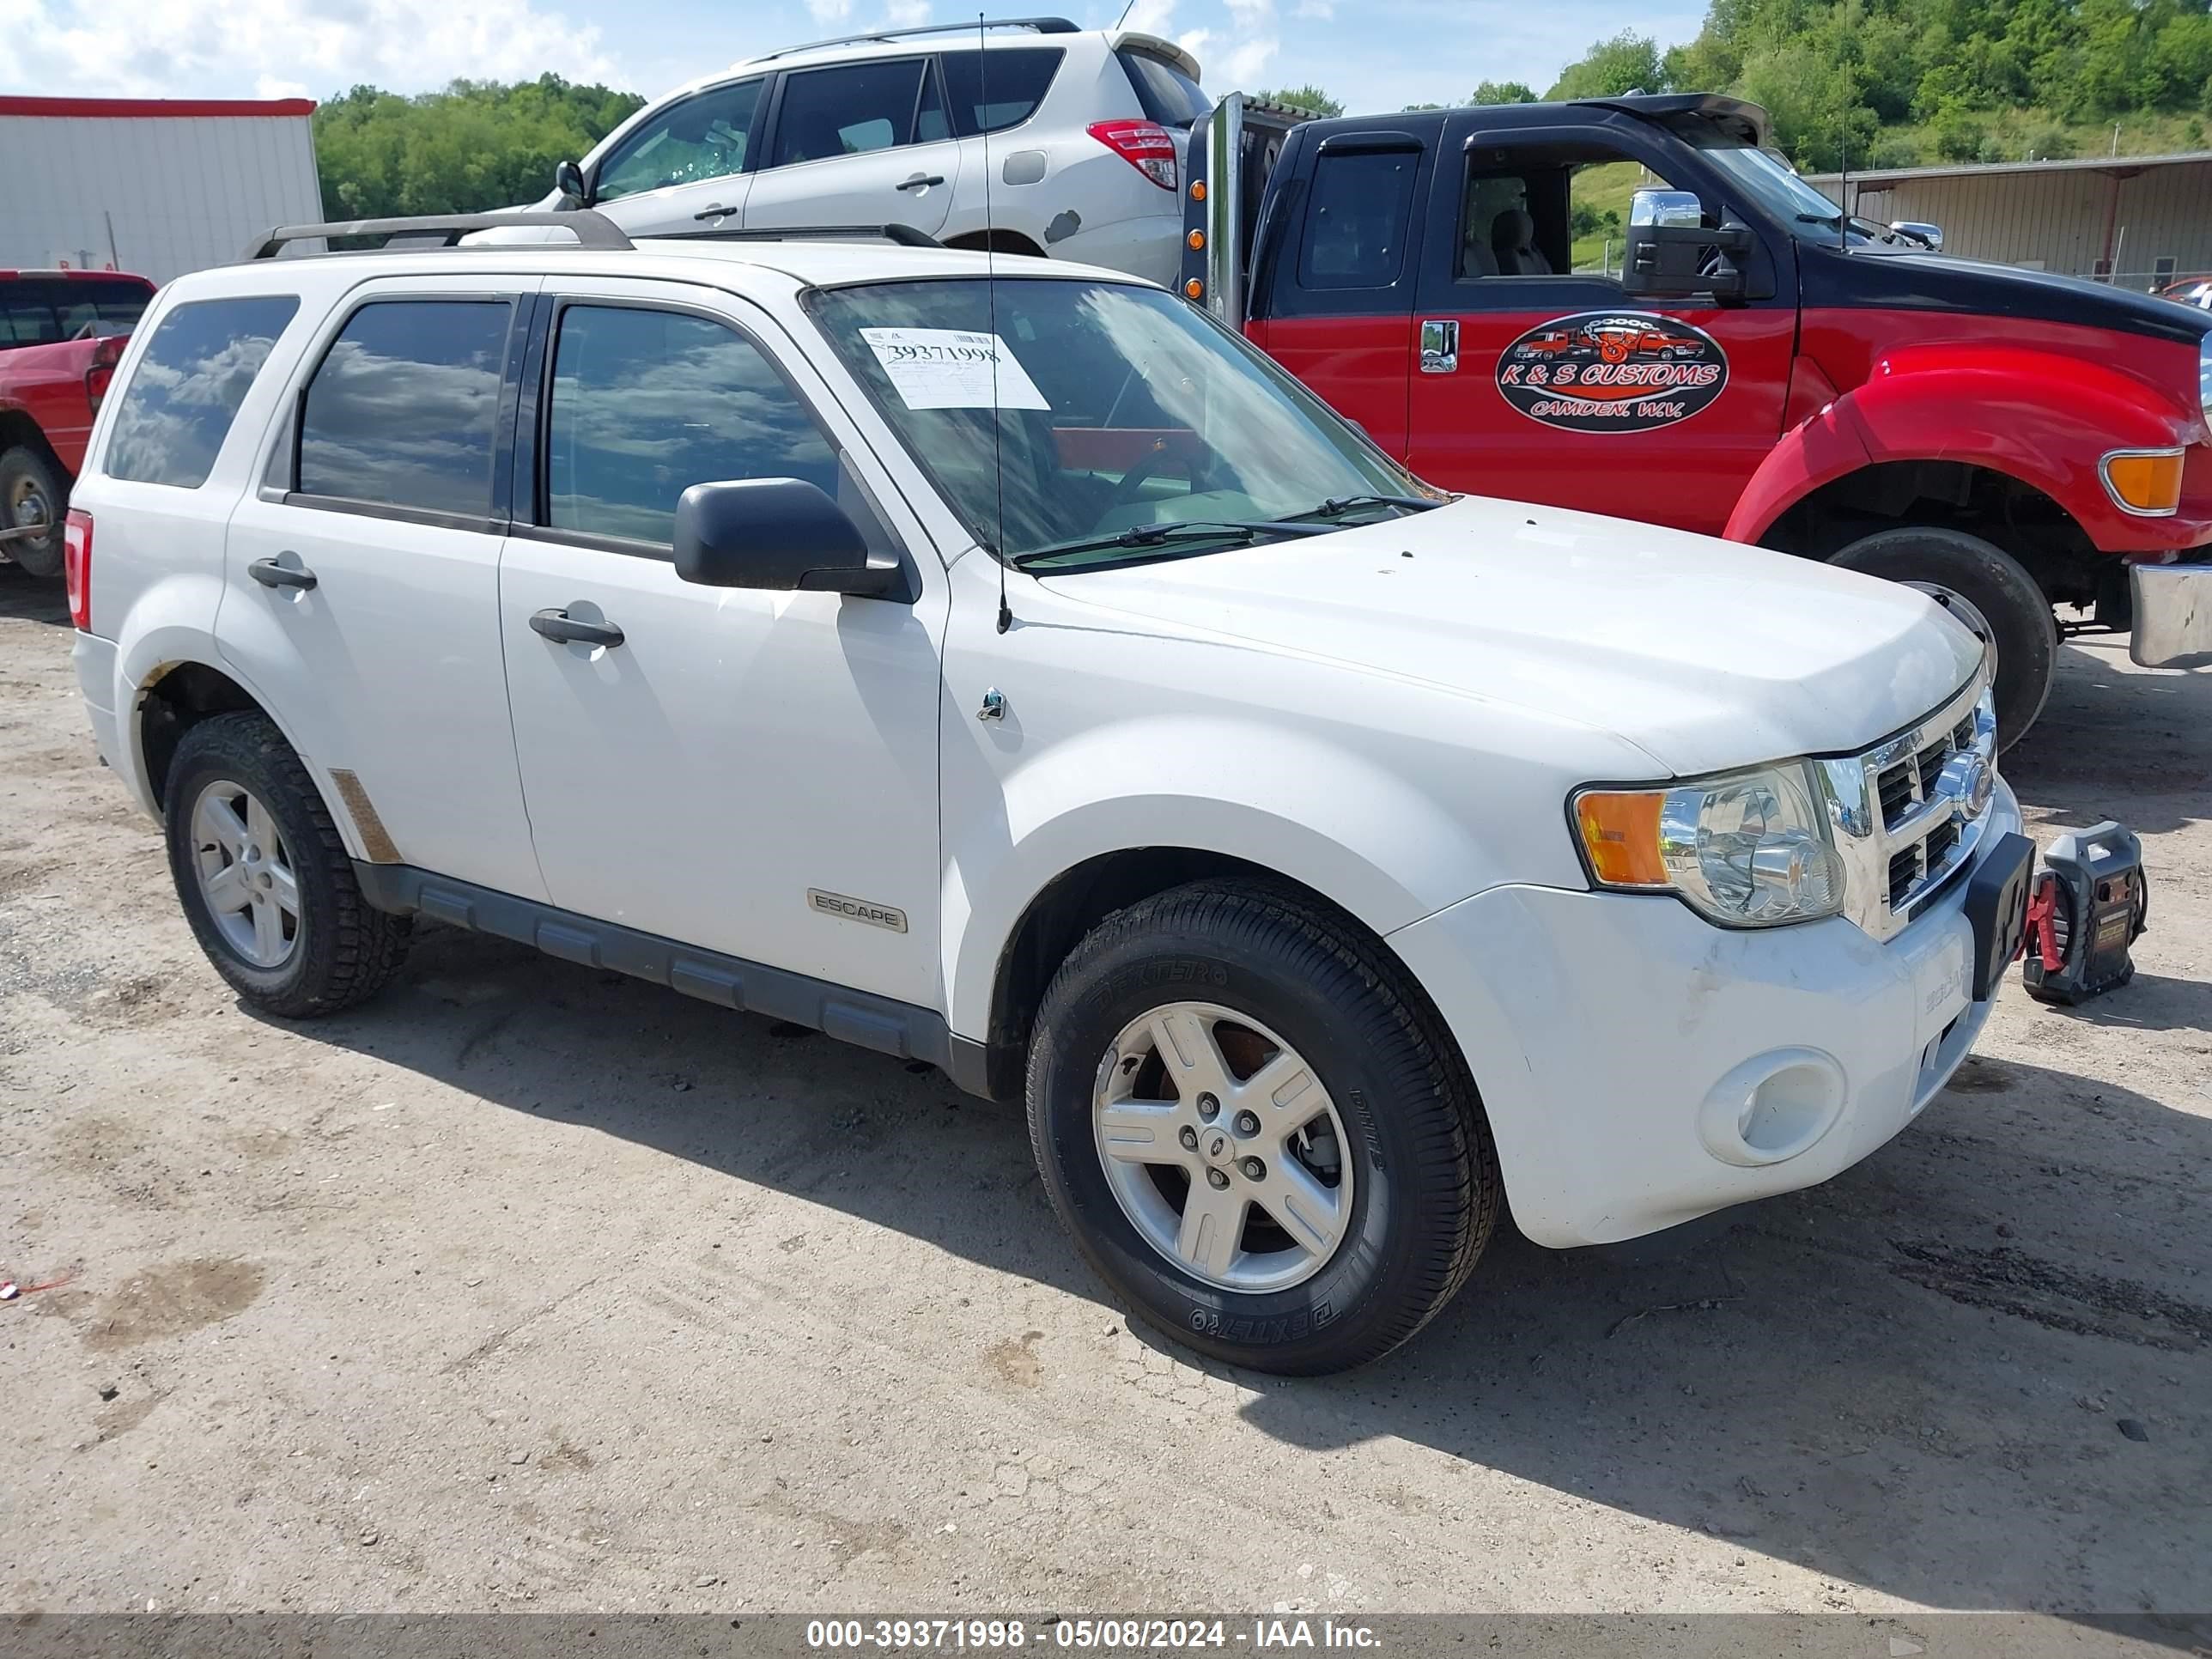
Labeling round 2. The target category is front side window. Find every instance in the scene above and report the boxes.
[1300,149,1419,290]
[544,305,839,545]
[595,79,763,202]
[939,49,1063,136]
[105,295,300,489]
[808,276,1423,568]
[297,300,512,518]
[769,59,929,167]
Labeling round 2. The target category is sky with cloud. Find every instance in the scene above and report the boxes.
[0,0,1711,112]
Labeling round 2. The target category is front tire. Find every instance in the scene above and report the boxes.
[1026,879,1498,1374]
[1,446,67,580]
[165,712,410,1017]
[1827,526,2057,749]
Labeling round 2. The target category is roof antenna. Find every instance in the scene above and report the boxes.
[982,11,1012,634]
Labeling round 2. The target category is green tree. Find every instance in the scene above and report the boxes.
[1254,83,1345,116]
[1547,32,1666,99]
[1470,79,1538,104]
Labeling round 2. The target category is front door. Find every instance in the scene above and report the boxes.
[219,275,548,898]
[495,279,949,1008]
[587,76,767,235]
[743,58,963,240]
[1401,122,1796,536]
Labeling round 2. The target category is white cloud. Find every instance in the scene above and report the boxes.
[1291,0,1332,15]
[805,0,852,22]
[874,0,928,25]
[1119,0,1179,31]
[0,0,625,97]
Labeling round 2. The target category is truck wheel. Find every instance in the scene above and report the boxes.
[1,446,68,580]
[1026,878,1498,1375]
[165,712,411,1018]
[1827,526,2056,749]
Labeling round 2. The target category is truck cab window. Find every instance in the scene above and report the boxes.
[1457,155,1680,279]
[1299,149,1419,290]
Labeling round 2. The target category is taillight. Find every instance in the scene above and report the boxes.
[1086,119,1178,190]
[64,510,93,631]
[84,335,126,415]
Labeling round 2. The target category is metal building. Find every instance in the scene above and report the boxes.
[1807,151,2212,292]
[0,96,323,285]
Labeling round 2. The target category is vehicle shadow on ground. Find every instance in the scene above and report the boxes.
[0,570,70,625]
[2004,639,2206,834]
[264,923,2212,1621]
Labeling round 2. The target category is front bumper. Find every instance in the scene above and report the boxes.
[2130,560,2212,666]
[1389,780,2023,1248]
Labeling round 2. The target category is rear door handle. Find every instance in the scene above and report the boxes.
[529,607,625,648]
[896,173,945,191]
[248,556,317,590]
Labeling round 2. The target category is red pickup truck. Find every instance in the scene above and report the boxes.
[1183,94,2212,744]
[1,270,154,580]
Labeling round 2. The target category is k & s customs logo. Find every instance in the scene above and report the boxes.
[1496,311,1728,433]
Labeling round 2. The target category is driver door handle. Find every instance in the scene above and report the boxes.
[693,203,734,222]
[248,556,317,590]
[896,173,945,191]
[529,608,625,648]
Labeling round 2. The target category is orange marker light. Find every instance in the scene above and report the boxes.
[1191,179,1207,201]
[2102,449,2185,514]
[1185,277,1204,299]
[1574,791,1670,887]
[1188,228,1205,250]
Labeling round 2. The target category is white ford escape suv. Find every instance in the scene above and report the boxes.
[67,213,2035,1374]
[508,17,1206,287]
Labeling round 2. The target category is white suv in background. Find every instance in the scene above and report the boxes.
[516,17,1208,285]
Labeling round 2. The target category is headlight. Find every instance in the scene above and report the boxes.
[1573,763,1845,927]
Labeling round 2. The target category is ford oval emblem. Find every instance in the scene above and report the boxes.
[1940,751,1994,818]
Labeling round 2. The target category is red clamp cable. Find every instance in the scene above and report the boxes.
[2023,875,2065,972]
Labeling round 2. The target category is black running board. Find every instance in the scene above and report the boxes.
[352,862,994,1097]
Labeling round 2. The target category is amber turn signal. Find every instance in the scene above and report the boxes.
[1185,277,1204,299]
[1573,791,1669,887]
[2102,449,2185,514]
[1188,228,1205,250]
[1190,179,1206,201]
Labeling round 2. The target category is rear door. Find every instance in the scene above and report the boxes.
[1246,130,1429,455]
[219,275,549,899]
[743,58,963,238]
[1401,118,1796,534]
[587,76,767,235]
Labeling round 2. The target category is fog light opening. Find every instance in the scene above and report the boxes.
[1698,1047,1847,1168]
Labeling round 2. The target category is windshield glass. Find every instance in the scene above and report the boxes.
[806,277,1425,568]
[1676,134,1893,246]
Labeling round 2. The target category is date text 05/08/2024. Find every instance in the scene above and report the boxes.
[804,1619,1383,1650]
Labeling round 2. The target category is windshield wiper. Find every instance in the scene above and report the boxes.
[1009,519,1328,569]
[1276,493,1444,524]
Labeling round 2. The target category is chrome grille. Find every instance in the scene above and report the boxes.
[1814,668,1999,944]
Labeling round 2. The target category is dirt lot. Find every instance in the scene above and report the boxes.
[1,568,2206,1619]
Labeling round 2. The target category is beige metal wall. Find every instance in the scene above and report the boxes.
[1827,160,2212,284]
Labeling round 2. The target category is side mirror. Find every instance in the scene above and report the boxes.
[1622,187,1752,302]
[1891,220,1942,252]
[673,478,900,597]
[554,159,588,208]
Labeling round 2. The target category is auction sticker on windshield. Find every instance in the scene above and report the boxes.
[860,327,1050,411]
[1496,312,1727,433]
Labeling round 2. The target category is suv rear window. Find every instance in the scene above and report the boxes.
[0,276,153,349]
[105,295,300,489]
[939,48,1063,136]
[1117,48,1210,129]
[298,300,513,520]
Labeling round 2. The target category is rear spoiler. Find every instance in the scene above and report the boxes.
[1108,29,1200,82]
[1180,93,1313,330]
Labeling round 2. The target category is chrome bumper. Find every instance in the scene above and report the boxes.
[2131,562,2212,666]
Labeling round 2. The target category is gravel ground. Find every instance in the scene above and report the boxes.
[1,568,2206,1619]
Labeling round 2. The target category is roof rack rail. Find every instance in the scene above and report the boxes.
[752,15,1076,63]
[242,210,632,261]
[656,222,946,249]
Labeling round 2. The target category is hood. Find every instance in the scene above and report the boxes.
[1038,498,1984,778]
[1806,241,2212,349]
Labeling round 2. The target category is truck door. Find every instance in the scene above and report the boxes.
[1246,130,1428,455]
[1401,120,1796,536]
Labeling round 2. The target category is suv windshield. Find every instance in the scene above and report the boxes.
[807,276,1426,569]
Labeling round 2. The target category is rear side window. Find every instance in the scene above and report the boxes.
[105,295,300,489]
[544,304,838,546]
[298,301,513,520]
[939,49,1063,135]
[770,59,930,167]
[1299,149,1419,289]
[1117,49,1210,128]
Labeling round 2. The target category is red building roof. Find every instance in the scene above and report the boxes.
[0,96,315,118]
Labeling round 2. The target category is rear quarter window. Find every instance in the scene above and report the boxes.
[104,295,301,489]
[1117,49,1211,128]
[939,48,1064,135]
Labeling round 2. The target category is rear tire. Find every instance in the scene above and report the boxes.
[1827,526,2056,749]
[1,446,67,580]
[165,712,411,1017]
[1025,878,1498,1375]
